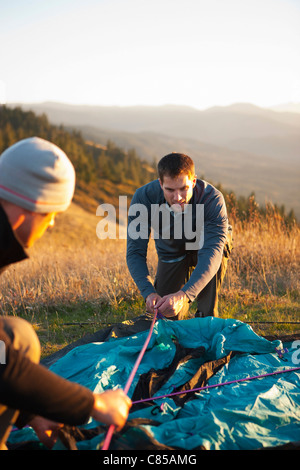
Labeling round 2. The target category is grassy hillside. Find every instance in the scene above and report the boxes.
[0,105,299,357]
[0,199,299,358]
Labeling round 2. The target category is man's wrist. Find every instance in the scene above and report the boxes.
[179,289,191,302]
[178,290,187,298]
[145,291,156,302]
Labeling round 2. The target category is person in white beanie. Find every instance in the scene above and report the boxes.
[0,136,76,252]
[0,137,131,450]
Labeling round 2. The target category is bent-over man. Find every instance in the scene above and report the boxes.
[126,153,232,320]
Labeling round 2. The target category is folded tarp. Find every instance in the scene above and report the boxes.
[8,317,300,450]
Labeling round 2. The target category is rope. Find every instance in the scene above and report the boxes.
[101,310,158,450]
[247,321,300,325]
[131,366,300,405]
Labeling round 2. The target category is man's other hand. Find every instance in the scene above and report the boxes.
[145,292,162,314]
[154,290,188,317]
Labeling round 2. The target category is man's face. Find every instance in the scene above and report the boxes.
[159,173,196,212]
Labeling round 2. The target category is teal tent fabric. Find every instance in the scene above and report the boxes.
[8,318,300,450]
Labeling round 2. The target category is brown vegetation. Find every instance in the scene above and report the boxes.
[0,197,299,355]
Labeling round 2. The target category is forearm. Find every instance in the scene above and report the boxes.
[182,249,222,301]
[126,242,155,300]
[0,345,94,426]
[182,223,228,301]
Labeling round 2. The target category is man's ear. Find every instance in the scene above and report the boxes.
[11,213,26,230]
[192,175,197,188]
[4,206,26,231]
[158,178,163,190]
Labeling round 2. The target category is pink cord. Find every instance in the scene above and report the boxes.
[101,311,158,450]
[131,366,300,405]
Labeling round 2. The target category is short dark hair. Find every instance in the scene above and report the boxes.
[158,153,195,182]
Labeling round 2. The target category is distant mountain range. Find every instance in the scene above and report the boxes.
[8,101,300,218]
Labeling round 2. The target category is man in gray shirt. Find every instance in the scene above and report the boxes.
[126,153,232,320]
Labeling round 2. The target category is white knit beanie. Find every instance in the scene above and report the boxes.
[0,137,76,213]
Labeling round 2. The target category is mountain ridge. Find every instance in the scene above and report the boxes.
[9,100,300,149]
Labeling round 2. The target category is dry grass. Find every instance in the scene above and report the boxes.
[0,201,299,354]
[225,207,299,298]
[0,204,143,310]
[220,201,300,335]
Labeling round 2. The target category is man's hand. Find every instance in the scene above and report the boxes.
[154,290,189,317]
[92,389,132,431]
[145,292,162,314]
[29,416,63,449]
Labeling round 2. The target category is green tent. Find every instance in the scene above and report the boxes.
[8,316,300,451]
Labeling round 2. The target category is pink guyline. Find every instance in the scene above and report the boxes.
[131,366,300,405]
[101,310,158,450]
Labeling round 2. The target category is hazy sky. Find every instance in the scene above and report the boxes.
[1,0,299,109]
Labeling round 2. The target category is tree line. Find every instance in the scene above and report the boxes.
[0,106,156,187]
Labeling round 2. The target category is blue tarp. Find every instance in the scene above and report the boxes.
[9,318,300,450]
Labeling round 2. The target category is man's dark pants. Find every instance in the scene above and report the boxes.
[154,230,233,320]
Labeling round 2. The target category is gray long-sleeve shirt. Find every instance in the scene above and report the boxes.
[126,179,228,302]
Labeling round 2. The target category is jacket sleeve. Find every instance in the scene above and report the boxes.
[181,191,228,302]
[0,340,94,426]
[126,188,156,300]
